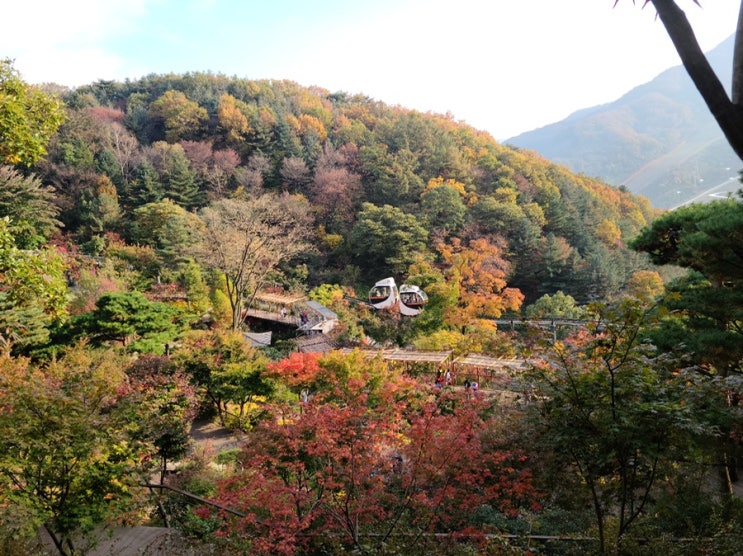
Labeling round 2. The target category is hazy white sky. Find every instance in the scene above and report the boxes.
[2,0,739,139]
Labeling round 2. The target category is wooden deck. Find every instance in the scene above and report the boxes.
[39,526,200,555]
[244,307,299,326]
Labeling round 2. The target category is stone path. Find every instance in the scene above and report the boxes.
[188,417,244,454]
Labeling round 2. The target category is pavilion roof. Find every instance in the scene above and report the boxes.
[453,354,528,371]
[383,349,452,363]
[339,348,452,364]
[254,292,307,305]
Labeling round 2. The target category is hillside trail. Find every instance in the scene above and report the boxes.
[188,417,244,455]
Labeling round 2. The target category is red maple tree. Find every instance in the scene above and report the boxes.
[200,352,541,554]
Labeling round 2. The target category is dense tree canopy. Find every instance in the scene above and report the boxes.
[525,299,718,553]
[129,198,204,269]
[631,197,743,499]
[208,352,539,555]
[349,202,429,277]
[23,71,659,309]
[0,346,147,555]
[0,166,61,248]
[0,218,68,352]
[4,64,730,554]
[70,292,184,354]
[0,59,65,167]
[631,197,743,373]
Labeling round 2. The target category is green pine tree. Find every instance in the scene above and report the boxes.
[164,155,204,210]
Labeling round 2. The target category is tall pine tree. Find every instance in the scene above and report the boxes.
[164,153,204,210]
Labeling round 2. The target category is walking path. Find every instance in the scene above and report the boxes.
[189,418,243,454]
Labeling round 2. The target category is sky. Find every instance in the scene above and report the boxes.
[2,0,739,140]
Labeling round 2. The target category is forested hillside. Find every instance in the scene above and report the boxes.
[34,71,655,308]
[3,60,743,556]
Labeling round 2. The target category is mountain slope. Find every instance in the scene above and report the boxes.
[506,35,741,209]
[34,72,658,306]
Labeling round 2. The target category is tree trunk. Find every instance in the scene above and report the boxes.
[732,3,743,105]
[232,301,242,331]
[44,523,69,556]
[651,0,743,160]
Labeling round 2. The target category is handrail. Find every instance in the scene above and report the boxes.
[142,483,245,517]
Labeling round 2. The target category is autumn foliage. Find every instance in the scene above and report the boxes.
[438,237,525,328]
[202,351,540,554]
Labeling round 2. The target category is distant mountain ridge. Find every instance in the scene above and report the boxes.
[506,35,741,209]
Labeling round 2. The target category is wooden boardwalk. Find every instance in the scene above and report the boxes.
[245,299,338,334]
[244,307,299,326]
[39,526,200,555]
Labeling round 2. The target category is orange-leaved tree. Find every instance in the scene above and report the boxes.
[438,237,524,330]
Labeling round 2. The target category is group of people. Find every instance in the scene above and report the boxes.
[463,378,479,392]
[279,306,309,325]
[434,370,452,388]
[433,370,480,395]
[433,370,481,392]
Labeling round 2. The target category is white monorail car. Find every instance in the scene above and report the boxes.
[399,284,429,316]
[368,277,399,310]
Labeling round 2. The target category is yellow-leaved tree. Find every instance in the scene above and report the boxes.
[0,59,65,167]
